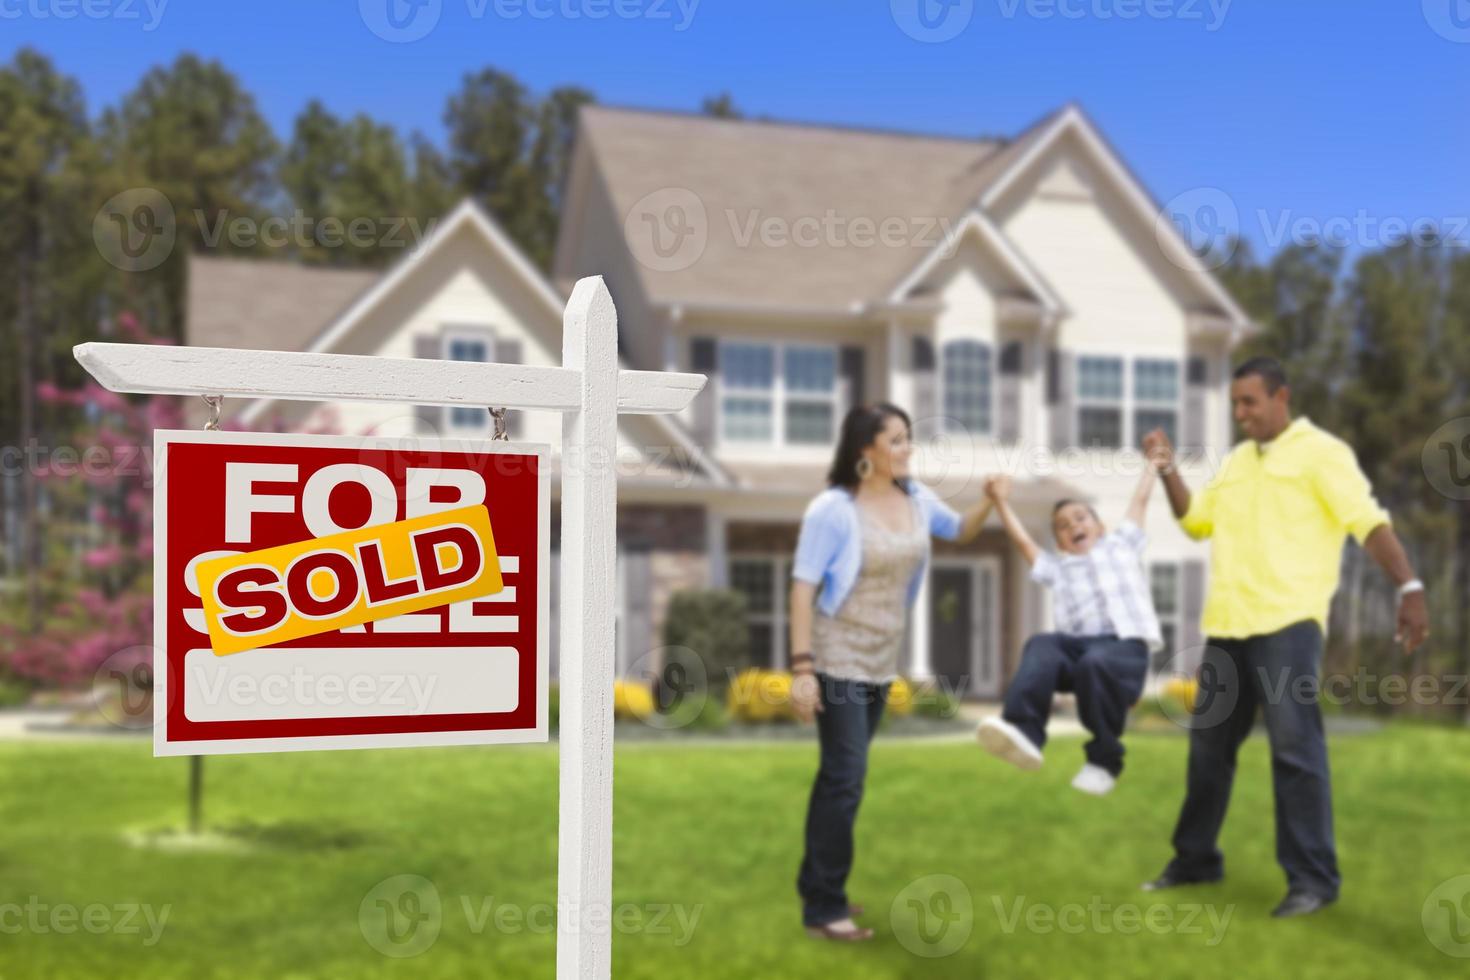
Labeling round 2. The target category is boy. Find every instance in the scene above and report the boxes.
[976,461,1164,796]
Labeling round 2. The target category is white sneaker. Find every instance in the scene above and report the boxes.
[975,717,1044,771]
[1070,763,1117,796]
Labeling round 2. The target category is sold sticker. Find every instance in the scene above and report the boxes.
[196,504,503,656]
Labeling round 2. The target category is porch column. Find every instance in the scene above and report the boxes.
[910,565,933,679]
[706,511,728,588]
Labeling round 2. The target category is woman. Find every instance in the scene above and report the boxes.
[790,402,994,941]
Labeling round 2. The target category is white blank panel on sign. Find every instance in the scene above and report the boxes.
[181,646,520,722]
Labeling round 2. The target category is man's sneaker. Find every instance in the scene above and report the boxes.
[975,717,1043,771]
[1140,870,1223,892]
[1070,763,1117,796]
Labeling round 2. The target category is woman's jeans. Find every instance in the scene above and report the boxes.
[796,673,889,927]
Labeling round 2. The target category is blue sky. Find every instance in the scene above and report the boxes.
[5,0,1468,259]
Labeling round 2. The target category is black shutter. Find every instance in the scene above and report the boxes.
[690,337,718,447]
[1182,354,1210,460]
[413,334,442,435]
[998,340,1023,444]
[839,345,866,416]
[912,335,938,440]
[1047,349,1073,451]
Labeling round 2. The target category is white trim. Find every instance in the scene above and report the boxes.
[728,553,793,670]
[979,105,1252,330]
[1071,351,1182,450]
[940,337,998,439]
[888,209,1067,316]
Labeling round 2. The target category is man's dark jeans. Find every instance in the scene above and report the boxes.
[1164,619,1340,899]
[796,673,888,927]
[1002,632,1150,776]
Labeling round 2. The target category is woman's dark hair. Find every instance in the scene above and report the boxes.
[827,402,912,492]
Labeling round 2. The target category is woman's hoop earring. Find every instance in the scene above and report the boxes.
[855,457,874,480]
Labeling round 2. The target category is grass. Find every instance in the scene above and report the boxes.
[0,723,1467,978]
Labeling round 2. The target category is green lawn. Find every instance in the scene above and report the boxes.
[1,723,1467,979]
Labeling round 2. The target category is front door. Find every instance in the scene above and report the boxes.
[929,559,1002,698]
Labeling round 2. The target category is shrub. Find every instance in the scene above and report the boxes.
[613,680,655,721]
[726,669,796,723]
[661,589,751,693]
[886,677,915,716]
[1161,676,1198,715]
[909,680,960,719]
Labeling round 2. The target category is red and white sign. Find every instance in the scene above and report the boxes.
[153,430,549,755]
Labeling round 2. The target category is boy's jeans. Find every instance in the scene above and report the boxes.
[1002,632,1149,776]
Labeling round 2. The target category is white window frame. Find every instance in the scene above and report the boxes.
[717,340,839,449]
[442,324,497,434]
[1133,357,1182,449]
[941,338,996,437]
[1075,353,1126,449]
[728,554,792,670]
[1148,560,1181,672]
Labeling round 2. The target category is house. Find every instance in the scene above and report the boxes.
[187,103,1252,697]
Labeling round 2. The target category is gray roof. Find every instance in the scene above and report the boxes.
[186,255,378,351]
[573,105,1060,310]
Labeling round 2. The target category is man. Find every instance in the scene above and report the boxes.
[1141,356,1428,918]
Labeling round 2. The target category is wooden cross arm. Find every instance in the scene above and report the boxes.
[72,343,706,415]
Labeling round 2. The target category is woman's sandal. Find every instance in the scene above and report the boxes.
[805,921,875,942]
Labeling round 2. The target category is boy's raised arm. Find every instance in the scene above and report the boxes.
[1124,455,1160,527]
[986,476,1041,566]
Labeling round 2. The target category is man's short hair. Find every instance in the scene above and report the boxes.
[1232,356,1289,394]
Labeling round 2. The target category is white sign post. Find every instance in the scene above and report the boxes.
[74,276,705,980]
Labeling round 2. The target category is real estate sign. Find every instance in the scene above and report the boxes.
[153,430,549,756]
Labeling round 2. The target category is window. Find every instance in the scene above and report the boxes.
[942,339,993,435]
[783,345,837,444]
[729,556,793,669]
[1077,355,1124,448]
[1134,358,1180,447]
[719,342,837,446]
[1150,562,1180,672]
[445,333,491,429]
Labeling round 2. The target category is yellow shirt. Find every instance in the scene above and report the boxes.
[1180,417,1390,640]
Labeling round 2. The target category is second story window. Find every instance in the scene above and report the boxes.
[1077,355,1124,448]
[720,342,836,447]
[1133,358,1180,446]
[445,333,491,429]
[942,339,993,435]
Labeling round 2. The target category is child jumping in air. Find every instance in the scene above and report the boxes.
[976,461,1164,796]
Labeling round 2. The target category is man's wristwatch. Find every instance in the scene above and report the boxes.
[1397,579,1424,600]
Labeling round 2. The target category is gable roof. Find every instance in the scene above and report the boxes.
[193,201,729,486]
[187,256,377,353]
[572,105,1014,311]
[568,103,1251,331]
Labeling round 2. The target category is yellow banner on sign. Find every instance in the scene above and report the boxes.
[196,504,502,656]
